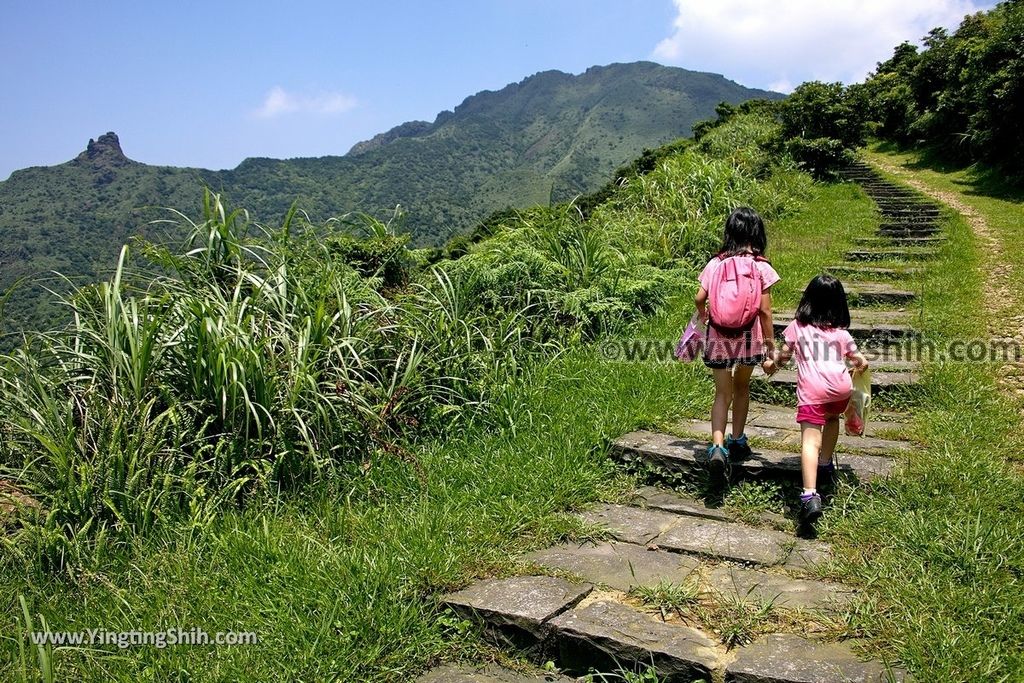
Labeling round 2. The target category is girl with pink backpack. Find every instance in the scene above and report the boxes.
[694,207,779,476]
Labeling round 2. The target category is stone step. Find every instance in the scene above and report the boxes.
[877,225,940,236]
[846,282,918,306]
[865,193,926,201]
[869,195,935,203]
[775,309,914,324]
[632,486,746,522]
[879,213,941,225]
[853,235,944,247]
[578,503,830,570]
[772,310,917,341]
[878,202,940,209]
[676,416,913,455]
[443,576,721,680]
[871,196,938,204]
[755,367,919,392]
[416,664,574,683]
[443,576,592,651]
[827,265,922,280]
[745,401,911,426]
[525,540,701,592]
[630,486,792,530]
[526,540,855,612]
[849,181,904,188]
[876,204,937,211]
[873,204,940,214]
[729,402,912,447]
[438,577,900,682]
[845,248,938,262]
[549,599,719,681]
[708,564,855,611]
[725,633,909,682]
[612,431,895,483]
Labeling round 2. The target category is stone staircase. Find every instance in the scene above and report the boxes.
[418,160,927,682]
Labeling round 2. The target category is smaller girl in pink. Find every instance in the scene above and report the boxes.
[764,275,868,526]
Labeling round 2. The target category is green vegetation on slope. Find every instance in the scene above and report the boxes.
[853,0,1024,176]
[771,1,1024,181]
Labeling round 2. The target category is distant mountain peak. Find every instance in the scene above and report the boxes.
[348,120,432,156]
[75,132,130,167]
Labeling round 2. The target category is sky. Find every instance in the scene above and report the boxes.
[0,0,996,180]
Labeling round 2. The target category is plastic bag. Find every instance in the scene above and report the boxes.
[844,368,872,436]
[674,311,706,362]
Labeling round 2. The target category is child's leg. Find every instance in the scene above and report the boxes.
[820,415,841,464]
[799,422,824,491]
[730,365,755,439]
[711,368,734,446]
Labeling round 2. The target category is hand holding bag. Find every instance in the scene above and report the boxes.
[844,367,872,436]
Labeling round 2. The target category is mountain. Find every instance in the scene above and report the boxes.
[0,61,780,336]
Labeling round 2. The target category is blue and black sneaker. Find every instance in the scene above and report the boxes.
[706,444,729,476]
[726,433,752,461]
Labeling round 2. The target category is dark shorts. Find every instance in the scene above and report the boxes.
[702,328,763,369]
[703,353,764,370]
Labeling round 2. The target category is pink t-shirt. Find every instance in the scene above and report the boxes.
[782,320,857,406]
[698,256,780,361]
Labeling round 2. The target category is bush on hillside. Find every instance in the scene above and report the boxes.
[778,81,866,178]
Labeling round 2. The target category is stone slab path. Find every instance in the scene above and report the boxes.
[420,160,923,681]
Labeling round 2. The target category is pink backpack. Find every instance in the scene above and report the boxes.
[707,254,764,335]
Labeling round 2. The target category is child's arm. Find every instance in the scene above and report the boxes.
[762,341,792,376]
[848,351,869,374]
[695,286,708,324]
[844,334,868,374]
[758,290,774,352]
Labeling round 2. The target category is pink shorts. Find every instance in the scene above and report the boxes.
[796,398,850,426]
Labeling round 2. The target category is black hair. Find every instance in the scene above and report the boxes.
[720,206,767,257]
[795,275,851,329]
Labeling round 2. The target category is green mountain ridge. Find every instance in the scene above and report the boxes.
[0,61,780,335]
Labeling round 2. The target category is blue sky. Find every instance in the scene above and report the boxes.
[1,0,995,179]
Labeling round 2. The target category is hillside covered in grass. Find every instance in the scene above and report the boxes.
[0,62,779,338]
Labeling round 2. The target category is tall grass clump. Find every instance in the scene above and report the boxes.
[0,196,542,570]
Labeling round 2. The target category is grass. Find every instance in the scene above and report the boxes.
[629,578,702,616]
[813,145,1024,679]
[764,180,879,310]
[0,298,713,681]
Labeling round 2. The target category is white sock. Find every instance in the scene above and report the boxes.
[802,488,816,497]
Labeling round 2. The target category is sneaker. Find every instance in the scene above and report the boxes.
[799,492,823,524]
[706,444,728,476]
[726,433,752,461]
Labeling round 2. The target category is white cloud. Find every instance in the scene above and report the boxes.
[253,86,358,118]
[653,0,992,90]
